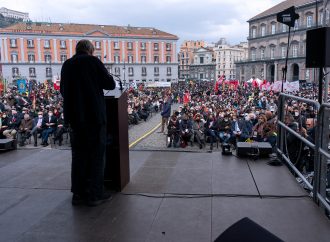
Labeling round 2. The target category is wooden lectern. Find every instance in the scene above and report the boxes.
[104,88,130,191]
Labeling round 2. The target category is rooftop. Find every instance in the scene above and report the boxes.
[249,0,317,22]
[0,22,179,39]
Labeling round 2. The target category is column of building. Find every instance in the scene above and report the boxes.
[20,38,25,63]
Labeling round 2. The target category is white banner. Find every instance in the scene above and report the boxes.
[268,81,300,92]
[145,82,171,88]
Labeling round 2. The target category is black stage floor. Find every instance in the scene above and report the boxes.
[0,149,330,242]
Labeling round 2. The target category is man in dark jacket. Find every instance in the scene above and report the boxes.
[159,96,171,133]
[60,39,116,207]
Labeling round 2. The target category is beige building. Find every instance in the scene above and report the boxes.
[236,0,330,82]
[214,41,248,80]
[178,40,205,79]
[190,47,216,81]
[0,7,29,21]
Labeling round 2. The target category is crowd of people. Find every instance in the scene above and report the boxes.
[157,80,320,176]
[0,78,322,175]
[0,81,66,147]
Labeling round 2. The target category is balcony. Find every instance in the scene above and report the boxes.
[248,23,320,41]
[235,54,305,64]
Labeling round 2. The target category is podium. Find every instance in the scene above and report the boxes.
[104,88,130,191]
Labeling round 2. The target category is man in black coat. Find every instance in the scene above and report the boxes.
[60,39,116,207]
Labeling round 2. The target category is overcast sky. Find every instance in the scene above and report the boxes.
[2,0,283,45]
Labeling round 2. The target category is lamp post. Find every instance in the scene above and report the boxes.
[123,60,126,87]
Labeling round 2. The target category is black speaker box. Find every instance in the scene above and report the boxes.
[214,217,284,242]
[0,139,17,150]
[306,27,330,68]
[236,142,272,157]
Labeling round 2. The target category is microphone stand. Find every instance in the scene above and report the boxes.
[269,27,292,167]
[111,73,124,91]
[281,26,291,93]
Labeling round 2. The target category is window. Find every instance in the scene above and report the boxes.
[28,53,35,63]
[46,67,52,77]
[128,55,133,64]
[320,12,324,25]
[271,23,276,34]
[282,24,287,32]
[251,28,256,38]
[166,43,171,51]
[307,15,313,28]
[251,49,256,61]
[141,55,146,63]
[114,55,120,63]
[11,53,18,63]
[167,67,171,76]
[128,67,134,76]
[154,43,159,51]
[200,57,204,64]
[140,42,146,50]
[60,40,66,49]
[281,46,286,58]
[44,40,50,49]
[114,41,120,50]
[10,39,17,48]
[306,69,310,80]
[45,54,52,63]
[294,20,299,30]
[142,67,147,76]
[29,67,36,77]
[292,45,298,57]
[166,56,171,63]
[261,25,266,37]
[260,49,265,60]
[154,67,159,76]
[60,54,67,62]
[95,41,101,49]
[154,55,159,63]
[270,47,275,59]
[27,39,34,48]
[114,67,120,75]
[127,42,133,50]
[12,67,19,77]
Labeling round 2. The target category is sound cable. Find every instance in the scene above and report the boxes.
[119,192,310,200]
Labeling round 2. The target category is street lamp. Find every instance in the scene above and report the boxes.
[123,60,126,87]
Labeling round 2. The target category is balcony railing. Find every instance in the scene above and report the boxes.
[235,54,306,64]
[248,23,321,40]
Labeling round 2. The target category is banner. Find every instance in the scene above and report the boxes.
[145,82,171,88]
[284,80,299,92]
[16,79,27,94]
[268,80,300,92]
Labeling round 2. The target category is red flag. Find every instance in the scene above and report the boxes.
[183,90,191,104]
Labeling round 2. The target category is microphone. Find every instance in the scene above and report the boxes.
[110,73,124,91]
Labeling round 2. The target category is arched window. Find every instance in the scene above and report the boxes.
[250,48,256,61]
[260,24,266,37]
[271,22,276,34]
[251,26,257,38]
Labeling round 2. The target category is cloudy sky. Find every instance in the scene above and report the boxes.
[2,0,283,45]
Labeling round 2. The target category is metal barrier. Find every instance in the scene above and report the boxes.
[277,93,330,214]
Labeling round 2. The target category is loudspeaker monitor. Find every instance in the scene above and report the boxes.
[306,27,330,68]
